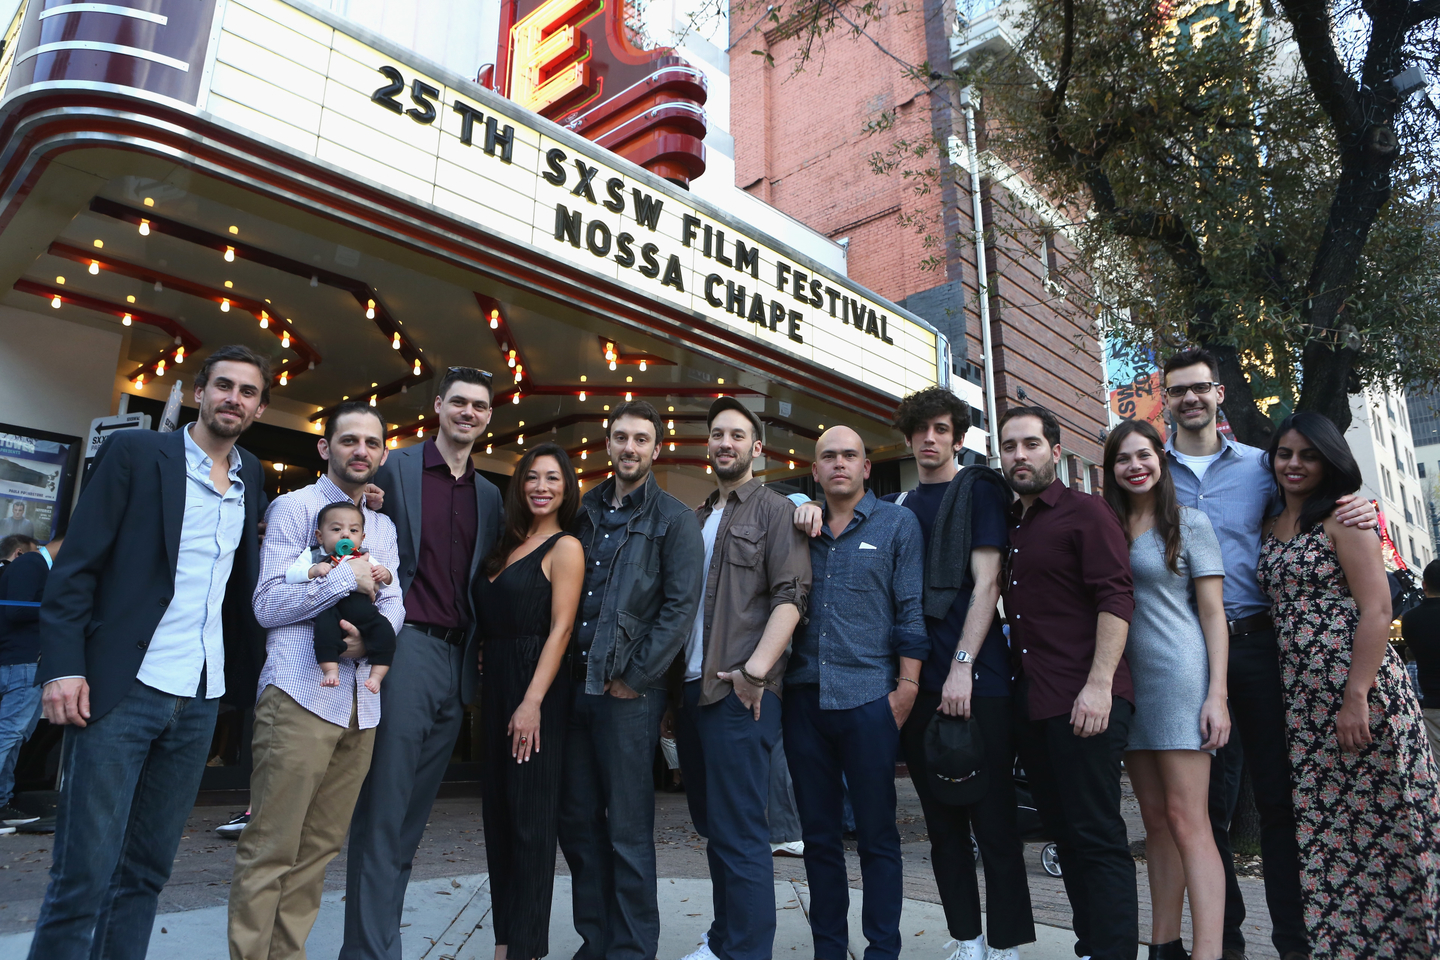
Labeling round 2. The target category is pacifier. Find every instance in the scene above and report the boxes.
[334,538,357,556]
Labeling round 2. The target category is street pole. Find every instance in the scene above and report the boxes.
[961,86,1000,468]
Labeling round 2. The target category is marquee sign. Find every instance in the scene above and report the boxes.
[1,0,943,401]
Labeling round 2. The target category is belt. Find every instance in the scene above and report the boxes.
[1227,612,1273,636]
[404,621,467,646]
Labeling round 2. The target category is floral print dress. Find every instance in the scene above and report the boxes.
[1258,526,1440,959]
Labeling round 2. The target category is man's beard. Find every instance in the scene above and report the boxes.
[614,454,652,483]
[201,401,249,439]
[1005,458,1056,495]
[713,446,753,482]
[336,460,381,486]
[1175,405,1216,432]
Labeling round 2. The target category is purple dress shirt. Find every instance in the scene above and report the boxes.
[402,440,478,629]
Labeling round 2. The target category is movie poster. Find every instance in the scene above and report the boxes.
[0,427,80,543]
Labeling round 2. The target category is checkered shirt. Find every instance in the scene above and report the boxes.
[253,475,404,729]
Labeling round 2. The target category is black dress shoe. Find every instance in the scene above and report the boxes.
[1147,941,1190,960]
[1220,950,1247,960]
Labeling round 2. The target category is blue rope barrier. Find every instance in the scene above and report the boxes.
[0,600,41,607]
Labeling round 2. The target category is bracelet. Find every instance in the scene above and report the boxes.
[739,667,770,688]
[897,676,919,687]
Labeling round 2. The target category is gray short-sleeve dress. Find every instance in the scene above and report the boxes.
[1126,506,1226,752]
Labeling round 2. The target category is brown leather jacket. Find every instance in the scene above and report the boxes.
[692,478,812,706]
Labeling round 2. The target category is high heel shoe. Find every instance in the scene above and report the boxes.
[1147,941,1191,960]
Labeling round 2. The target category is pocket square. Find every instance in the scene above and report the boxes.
[859,542,878,550]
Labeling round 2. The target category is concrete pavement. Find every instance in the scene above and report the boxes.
[0,874,1085,960]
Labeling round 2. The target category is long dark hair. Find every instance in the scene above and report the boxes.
[1265,412,1362,532]
[1102,419,1184,573]
[483,443,579,576]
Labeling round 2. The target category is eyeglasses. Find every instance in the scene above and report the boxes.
[1164,381,1217,399]
[447,366,494,386]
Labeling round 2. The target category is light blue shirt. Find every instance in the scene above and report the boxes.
[38,545,53,569]
[137,425,245,699]
[1165,434,1274,620]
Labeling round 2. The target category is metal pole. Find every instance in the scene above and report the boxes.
[961,87,1000,467]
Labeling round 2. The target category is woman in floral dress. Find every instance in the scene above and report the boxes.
[1256,412,1440,959]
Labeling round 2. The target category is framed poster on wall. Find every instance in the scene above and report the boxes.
[0,423,82,543]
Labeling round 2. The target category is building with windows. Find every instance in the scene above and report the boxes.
[1348,389,1433,569]
[725,0,1108,483]
[1406,390,1440,551]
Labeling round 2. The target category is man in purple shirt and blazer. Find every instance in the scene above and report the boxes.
[341,367,504,960]
[998,406,1138,960]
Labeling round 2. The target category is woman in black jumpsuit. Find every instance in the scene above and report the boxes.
[474,443,584,960]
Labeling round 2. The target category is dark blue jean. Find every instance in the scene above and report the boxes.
[676,680,781,960]
[782,686,903,960]
[28,681,218,960]
[558,684,667,960]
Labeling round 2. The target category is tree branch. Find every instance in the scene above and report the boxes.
[1407,0,1440,27]
[1274,0,1364,142]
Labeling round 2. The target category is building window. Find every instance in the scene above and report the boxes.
[1383,467,1394,499]
[1387,395,1396,421]
[1390,521,1401,548]
[1373,410,1384,440]
[1410,537,1418,566]
[1420,461,1427,479]
[1394,435,1405,475]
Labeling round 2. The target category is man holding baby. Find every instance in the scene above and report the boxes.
[228,399,405,960]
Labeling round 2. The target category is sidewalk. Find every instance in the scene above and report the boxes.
[0,874,1085,960]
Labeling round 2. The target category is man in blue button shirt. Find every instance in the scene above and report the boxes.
[784,425,926,960]
[1161,347,1375,960]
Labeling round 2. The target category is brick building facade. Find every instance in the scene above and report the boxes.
[727,0,1108,476]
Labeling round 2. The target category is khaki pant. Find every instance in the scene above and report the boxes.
[1425,708,1440,767]
[228,685,375,960]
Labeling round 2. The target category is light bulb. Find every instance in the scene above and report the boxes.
[281,332,291,348]
[369,394,377,407]
[220,298,230,312]
[515,366,523,382]
[122,313,132,326]
[788,461,795,469]
[578,391,586,401]
[154,280,162,292]
[259,311,269,329]
[625,392,633,402]
[139,220,150,236]
[135,373,145,386]
[224,246,235,262]
[667,420,674,429]
[669,442,675,451]
[485,444,492,454]
[274,462,285,472]
[518,434,525,445]
[88,261,99,275]
[609,361,617,371]
[50,295,61,308]
[388,438,398,449]
[175,346,185,363]
[417,427,425,438]
[581,450,588,460]
[489,309,499,329]
[156,359,166,376]
[706,465,712,474]
[512,393,520,405]
[507,349,516,368]
[366,299,375,320]
[413,359,422,376]
[279,371,288,385]
[310,275,318,287]
[639,360,647,372]
[392,332,401,350]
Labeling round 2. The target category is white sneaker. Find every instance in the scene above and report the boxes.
[985,947,1019,960]
[942,934,987,960]
[770,840,804,857]
[675,935,718,960]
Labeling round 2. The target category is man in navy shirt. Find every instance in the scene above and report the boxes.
[793,388,1034,960]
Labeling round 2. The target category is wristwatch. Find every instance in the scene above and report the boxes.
[953,649,972,665]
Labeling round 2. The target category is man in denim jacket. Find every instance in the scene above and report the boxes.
[559,399,703,960]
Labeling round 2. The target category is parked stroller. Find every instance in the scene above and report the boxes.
[970,762,1061,877]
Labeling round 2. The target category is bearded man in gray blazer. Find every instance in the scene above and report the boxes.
[341,367,503,960]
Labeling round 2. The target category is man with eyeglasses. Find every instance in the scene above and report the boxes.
[341,367,504,960]
[1160,347,1375,960]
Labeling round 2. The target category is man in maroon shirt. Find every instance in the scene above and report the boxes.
[341,367,504,960]
[998,406,1138,960]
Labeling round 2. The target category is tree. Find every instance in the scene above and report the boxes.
[732,0,1440,445]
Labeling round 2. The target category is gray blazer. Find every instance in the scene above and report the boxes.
[373,443,503,704]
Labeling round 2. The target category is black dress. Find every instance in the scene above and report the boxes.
[474,532,574,959]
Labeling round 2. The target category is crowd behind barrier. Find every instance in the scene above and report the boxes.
[1,345,1437,960]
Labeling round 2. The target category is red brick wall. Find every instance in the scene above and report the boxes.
[729,1,1107,463]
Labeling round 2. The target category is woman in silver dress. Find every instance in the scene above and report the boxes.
[1102,419,1230,960]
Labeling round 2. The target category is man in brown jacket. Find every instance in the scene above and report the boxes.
[673,397,811,960]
